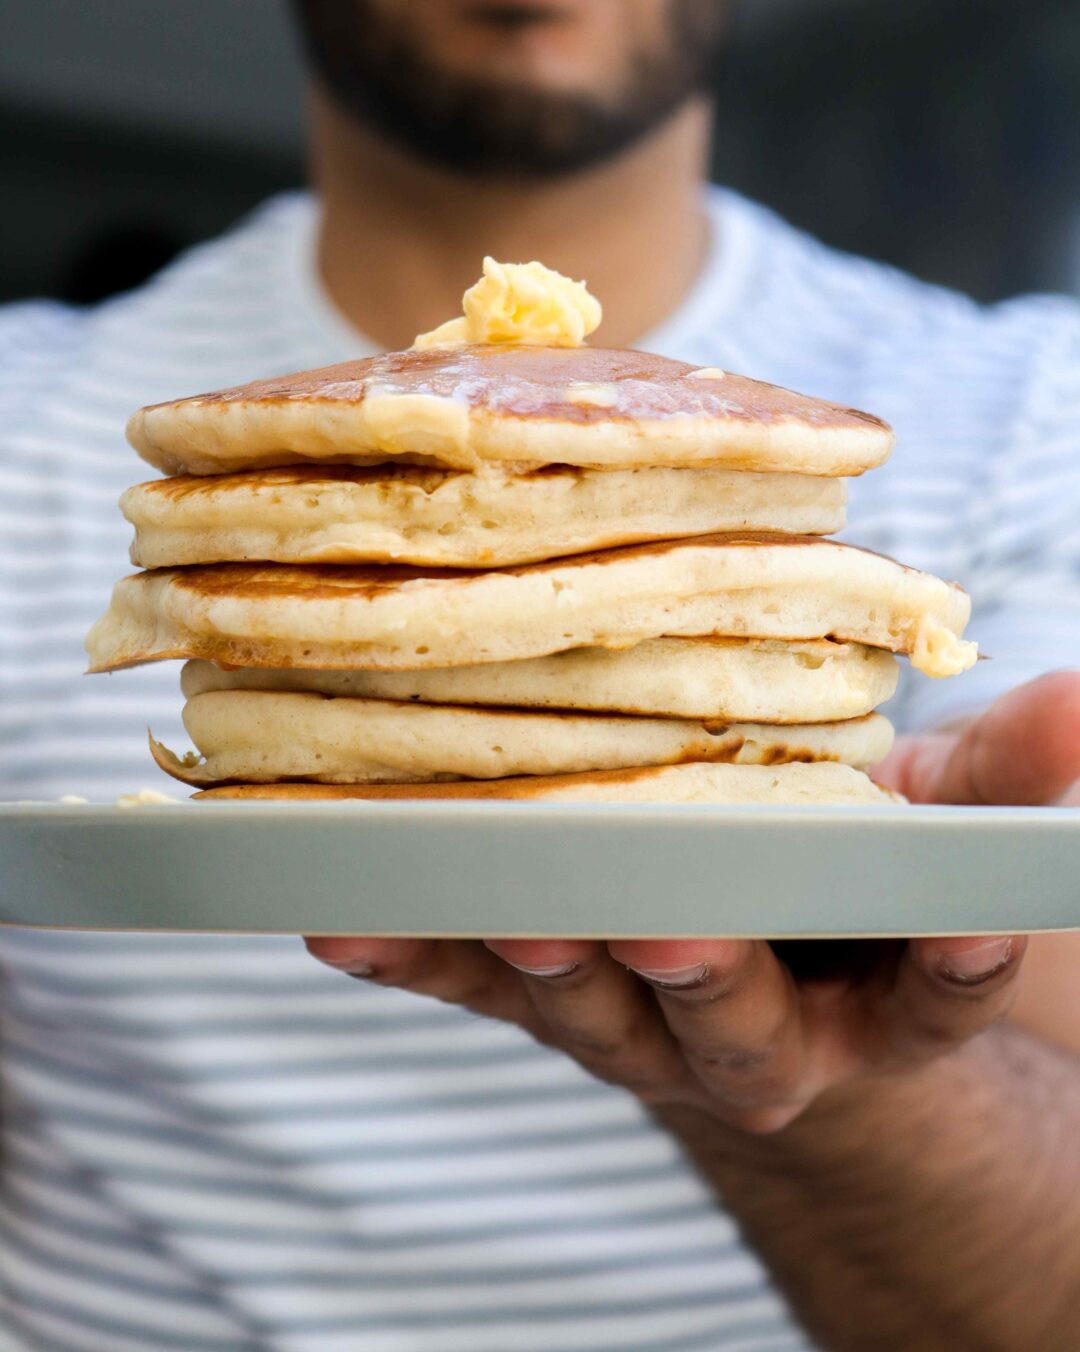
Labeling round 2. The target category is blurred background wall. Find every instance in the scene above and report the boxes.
[1,0,1078,307]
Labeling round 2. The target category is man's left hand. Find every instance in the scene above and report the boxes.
[306,671,1080,1133]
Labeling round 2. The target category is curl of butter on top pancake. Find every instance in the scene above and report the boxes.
[412,257,602,350]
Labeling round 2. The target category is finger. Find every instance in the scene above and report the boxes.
[305,934,423,975]
[882,672,1080,806]
[890,934,1028,1059]
[872,732,957,802]
[482,938,599,980]
[305,935,534,1027]
[608,939,813,1131]
[940,672,1080,805]
[485,939,693,1102]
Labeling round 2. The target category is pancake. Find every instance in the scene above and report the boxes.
[151,694,893,786]
[127,347,895,478]
[194,761,903,805]
[122,463,846,569]
[180,638,899,723]
[86,535,976,676]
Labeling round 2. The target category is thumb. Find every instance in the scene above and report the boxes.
[893,671,1080,806]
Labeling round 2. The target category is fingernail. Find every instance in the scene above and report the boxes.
[629,962,709,990]
[344,962,376,980]
[508,961,580,979]
[937,939,1014,986]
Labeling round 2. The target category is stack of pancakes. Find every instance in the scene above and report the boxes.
[87,278,976,805]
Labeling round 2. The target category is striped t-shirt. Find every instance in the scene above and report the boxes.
[2,189,1079,1352]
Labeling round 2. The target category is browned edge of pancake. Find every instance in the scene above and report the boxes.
[114,534,942,599]
[192,763,904,803]
[153,709,876,788]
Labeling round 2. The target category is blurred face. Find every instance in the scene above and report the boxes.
[294,0,729,175]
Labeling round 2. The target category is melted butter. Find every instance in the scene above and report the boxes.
[363,389,471,465]
[413,257,602,350]
[687,367,727,380]
[910,616,978,678]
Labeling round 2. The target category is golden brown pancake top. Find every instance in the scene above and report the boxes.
[138,346,892,434]
[137,534,884,604]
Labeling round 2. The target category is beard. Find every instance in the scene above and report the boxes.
[292,0,727,177]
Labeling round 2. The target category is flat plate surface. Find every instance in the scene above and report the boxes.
[1,802,1078,937]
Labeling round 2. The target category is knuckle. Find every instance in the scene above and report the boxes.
[633,1076,696,1107]
[544,1011,648,1062]
[547,1025,625,1059]
[688,1042,801,1113]
[447,976,499,1010]
[599,1066,668,1097]
[726,1103,804,1136]
[903,1014,966,1056]
[369,957,449,995]
[694,1042,781,1075]
[569,1047,677,1100]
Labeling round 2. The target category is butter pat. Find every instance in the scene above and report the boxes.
[688,367,727,380]
[363,390,472,466]
[116,788,182,807]
[910,616,979,678]
[414,257,601,350]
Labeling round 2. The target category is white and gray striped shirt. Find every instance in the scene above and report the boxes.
[2,189,1079,1351]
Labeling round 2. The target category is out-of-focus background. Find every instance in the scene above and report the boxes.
[2,0,1078,307]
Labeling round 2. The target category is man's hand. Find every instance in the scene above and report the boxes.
[305,672,1080,1133]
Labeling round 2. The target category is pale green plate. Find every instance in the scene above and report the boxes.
[0,802,1077,937]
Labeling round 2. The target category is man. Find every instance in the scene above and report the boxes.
[2,2,1079,1348]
